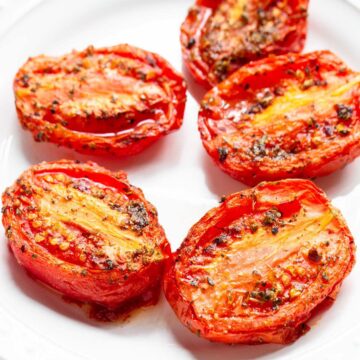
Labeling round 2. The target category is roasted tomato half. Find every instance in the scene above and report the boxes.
[2,160,170,314]
[14,44,187,157]
[181,0,309,87]
[198,50,360,186]
[164,179,355,344]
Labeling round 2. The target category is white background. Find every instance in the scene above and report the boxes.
[0,0,359,359]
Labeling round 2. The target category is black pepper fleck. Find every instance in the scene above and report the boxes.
[271,226,279,235]
[336,104,353,121]
[105,259,114,270]
[217,147,228,162]
[308,248,321,263]
[186,38,196,49]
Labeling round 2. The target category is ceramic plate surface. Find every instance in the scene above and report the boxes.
[0,0,359,359]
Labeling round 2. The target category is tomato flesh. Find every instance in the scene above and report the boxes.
[14,45,187,157]
[181,0,309,87]
[198,50,360,185]
[2,160,171,313]
[164,179,355,344]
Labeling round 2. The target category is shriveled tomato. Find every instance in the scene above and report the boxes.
[198,50,360,186]
[164,179,355,344]
[181,0,309,87]
[14,44,186,157]
[2,160,170,315]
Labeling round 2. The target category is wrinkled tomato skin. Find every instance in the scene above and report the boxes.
[198,51,360,186]
[2,160,171,311]
[14,44,187,157]
[181,0,309,87]
[9,243,165,310]
[163,179,355,344]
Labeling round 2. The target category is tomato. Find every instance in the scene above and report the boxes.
[181,0,309,87]
[2,160,171,316]
[164,179,355,344]
[198,50,360,186]
[14,44,187,157]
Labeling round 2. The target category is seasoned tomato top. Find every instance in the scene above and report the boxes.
[181,0,309,86]
[14,44,186,156]
[2,161,166,272]
[199,51,360,185]
[172,179,355,333]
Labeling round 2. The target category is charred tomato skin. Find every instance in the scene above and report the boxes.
[198,50,360,186]
[14,44,187,157]
[181,0,309,87]
[2,160,171,311]
[163,179,355,344]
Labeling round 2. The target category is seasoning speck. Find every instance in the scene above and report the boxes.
[186,38,196,49]
[207,277,215,286]
[217,147,228,162]
[336,104,353,121]
[105,259,114,270]
[271,226,279,235]
[308,248,321,263]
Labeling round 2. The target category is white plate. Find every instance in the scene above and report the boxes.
[0,0,359,359]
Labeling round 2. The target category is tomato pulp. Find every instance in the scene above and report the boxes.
[14,44,187,157]
[164,179,355,344]
[181,0,309,87]
[198,51,360,185]
[2,160,171,315]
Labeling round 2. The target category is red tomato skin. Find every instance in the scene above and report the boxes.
[2,160,171,311]
[164,262,310,344]
[10,243,165,309]
[163,179,356,344]
[198,51,360,186]
[181,0,309,87]
[14,44,187,157]
[209,138,360,187]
